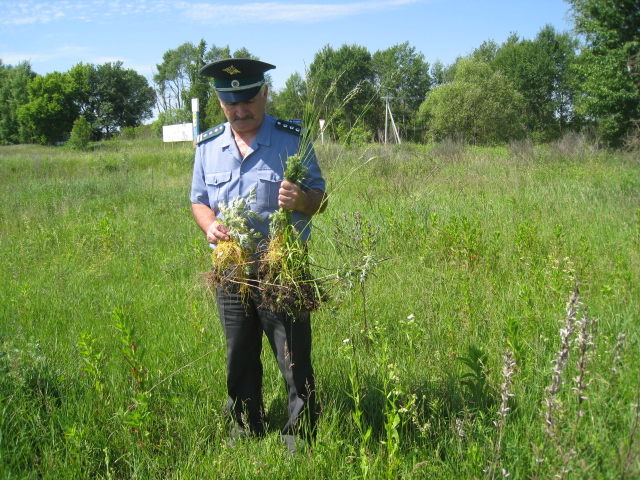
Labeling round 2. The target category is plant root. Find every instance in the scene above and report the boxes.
[258,243,324,315]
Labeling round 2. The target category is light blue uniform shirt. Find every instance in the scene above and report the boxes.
[190,114,325,248]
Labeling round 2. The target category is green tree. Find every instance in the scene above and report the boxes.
[154,42,198,113]
[89,62,155,138]
[430,59,456,87]
[154,40,216,129]
[491,26,579,141]
[372,42,432,141]
[565,0,640,143]
[66,62,154,140]
[67,62,97,135]
[183,40,210,127]
[18,71,79,144]
[471,39,500,63]
[307,44,377,140]
[270,72,308,121]
[418,59,524,145]
[0,60,36,145]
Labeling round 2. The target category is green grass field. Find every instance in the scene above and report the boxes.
[1,136,639,479]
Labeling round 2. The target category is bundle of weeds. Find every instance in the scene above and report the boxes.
[206,191,261,298]
[259,154,323,314]
[257,73,380,314]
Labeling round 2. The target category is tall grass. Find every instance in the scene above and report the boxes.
[0,137,639,478]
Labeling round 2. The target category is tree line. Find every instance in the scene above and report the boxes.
[1,0,638,148]
[0,61,155,145]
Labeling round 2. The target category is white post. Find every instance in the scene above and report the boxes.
[384,97,389,144]
[389,102,401,144]
[191,98,199,146]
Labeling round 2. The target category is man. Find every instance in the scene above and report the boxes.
[189,58,327,452]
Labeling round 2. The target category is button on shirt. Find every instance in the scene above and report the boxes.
[190,114,325,247]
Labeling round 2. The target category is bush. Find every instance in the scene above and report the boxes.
[120,124,156,140]
[343,126,372,147]
[67,117,91,150]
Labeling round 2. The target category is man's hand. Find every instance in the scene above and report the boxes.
[206,220,229,244]
[278,180,304,211]
[279,181,327,216]
[191,203,229,244]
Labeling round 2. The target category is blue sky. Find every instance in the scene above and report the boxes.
[1,0,575,91]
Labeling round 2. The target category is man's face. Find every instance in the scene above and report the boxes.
[218,86,268,135]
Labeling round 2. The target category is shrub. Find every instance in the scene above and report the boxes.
[343,126,372,147]
[67,116,91,150]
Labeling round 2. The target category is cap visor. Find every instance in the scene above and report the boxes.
[217,86,262,103]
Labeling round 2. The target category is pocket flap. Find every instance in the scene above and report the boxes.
[256,170,283,183]
[205,171,231,185]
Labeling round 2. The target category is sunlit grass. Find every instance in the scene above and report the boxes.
[1,137,639,478]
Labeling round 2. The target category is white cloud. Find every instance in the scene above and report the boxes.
[1,0,424,25]
[0,0,174,25]
[178,0,424,24]
[1,45,91,65]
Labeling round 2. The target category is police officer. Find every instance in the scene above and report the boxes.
[189,58,327,452]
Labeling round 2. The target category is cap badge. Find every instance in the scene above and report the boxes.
[223,65,241,75]
[231,79,240,88]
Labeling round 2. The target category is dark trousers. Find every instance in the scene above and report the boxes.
[216,285,317,438]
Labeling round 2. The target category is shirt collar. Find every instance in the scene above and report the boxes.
[221,114,273,149]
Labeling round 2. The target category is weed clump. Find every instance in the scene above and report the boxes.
[206,191,261,297]
[259,154,323,314]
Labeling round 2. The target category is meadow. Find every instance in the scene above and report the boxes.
[0,135,639,479]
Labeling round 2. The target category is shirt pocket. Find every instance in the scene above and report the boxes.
[205,171,232,208]
[255,170,283,211]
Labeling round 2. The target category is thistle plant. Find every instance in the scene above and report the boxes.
[486,347,516,480]
[573,310,596,418]
[611,333,627,375]
[544,285,580,439]
[259,153,323,314]
[535,284,580,478]
[207,189,261,297]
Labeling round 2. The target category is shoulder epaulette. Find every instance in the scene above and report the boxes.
[196,123,225,144]
[275,119,302,136]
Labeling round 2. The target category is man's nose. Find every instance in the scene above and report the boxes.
[235,105,250,116]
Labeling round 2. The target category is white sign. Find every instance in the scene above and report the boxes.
[319,119,326,131]
[162,123,194,142]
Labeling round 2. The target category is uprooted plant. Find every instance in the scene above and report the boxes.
[205,189,261,298]
[259,152,324,314]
